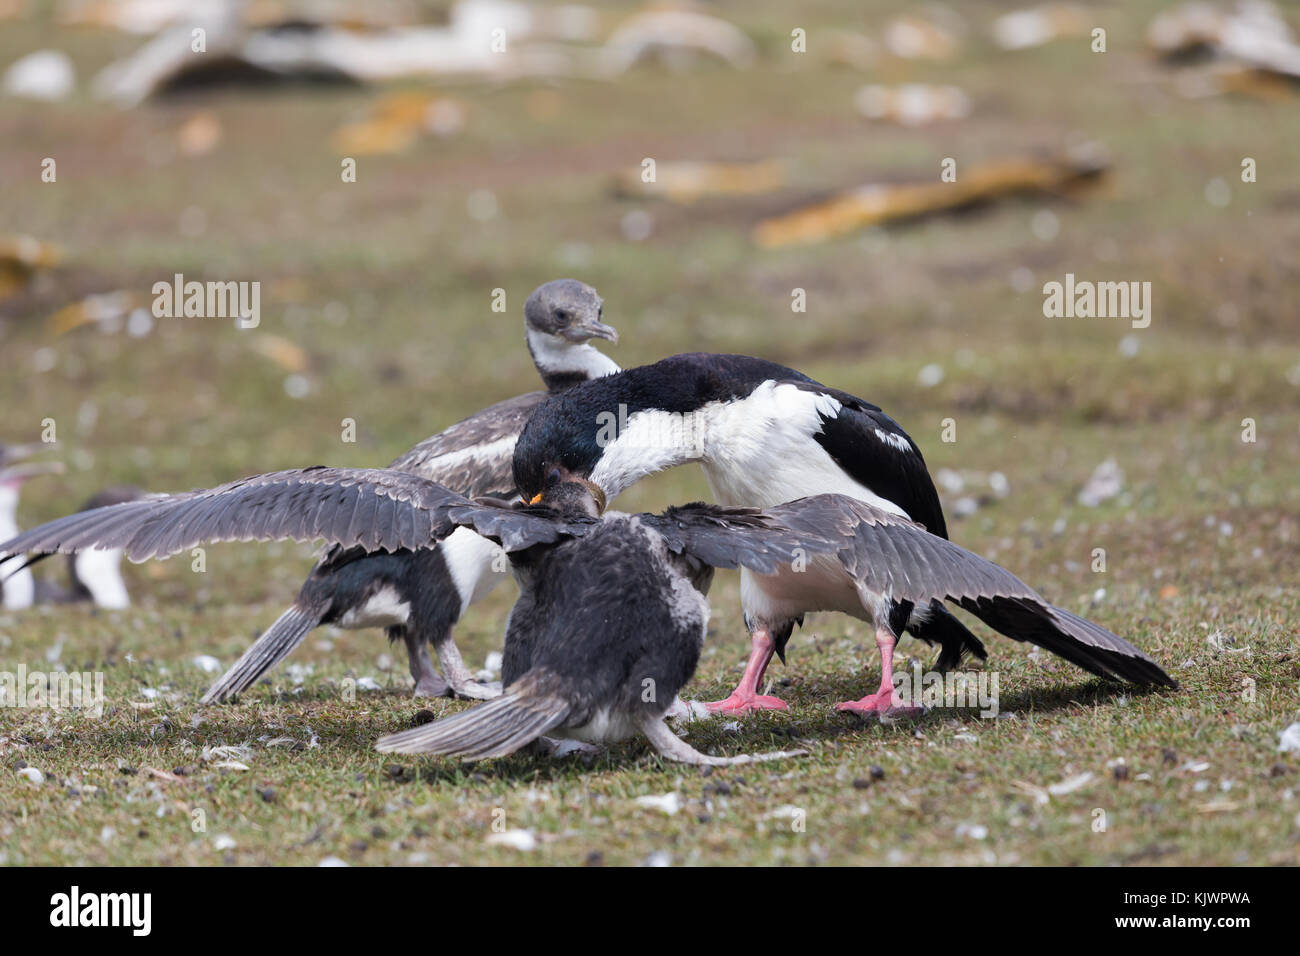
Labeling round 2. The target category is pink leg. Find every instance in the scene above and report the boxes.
[836,626,924,718]
[704,626,789,714]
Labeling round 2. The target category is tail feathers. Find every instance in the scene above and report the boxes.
[375,691,569,760]
[908,601,988,672]
[958,596,1177,688]
[200,604,321,704]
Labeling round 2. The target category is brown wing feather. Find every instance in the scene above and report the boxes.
[386,391,545,497]
[0,467,604,570]
[0,468,468,564]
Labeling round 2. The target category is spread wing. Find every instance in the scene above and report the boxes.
[387,391,545,498]
[765,495,1175,687]
[0,468,467,563]
[446,498,599,552]
[0,467,600,568]
[638,502,838,575]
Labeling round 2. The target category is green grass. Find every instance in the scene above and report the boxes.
[1,0,1298,865]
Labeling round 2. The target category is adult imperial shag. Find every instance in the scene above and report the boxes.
[508,352,1154,715]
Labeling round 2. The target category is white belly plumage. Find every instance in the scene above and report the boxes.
[557,707,640,744]
[699,382,909,625]
[74,548,130,609]
[0,500,33,610]
[2,563,34,610]
[339,529,509,630]
[441,526,509,613]
[740,553,876,625]
[338,585,411,629]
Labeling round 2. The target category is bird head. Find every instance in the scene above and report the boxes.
[526,464,606,518]
[0,443,65,490]
[523,279,617,346]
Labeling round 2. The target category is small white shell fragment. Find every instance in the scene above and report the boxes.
[1048,772,1095,795]
[191,655,221,673]
[486,829,537,851]
[635,792,681,816]
[1277,723,1300,753]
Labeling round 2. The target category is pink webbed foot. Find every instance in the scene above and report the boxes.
[835,689,924,719]
[704,692,789,715]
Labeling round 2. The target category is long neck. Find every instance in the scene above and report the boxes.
[587,404,713,501]
[525,326,620,393]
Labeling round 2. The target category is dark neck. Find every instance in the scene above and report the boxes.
[540,369,593,394]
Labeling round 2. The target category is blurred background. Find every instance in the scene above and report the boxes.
[2,0,1297,652]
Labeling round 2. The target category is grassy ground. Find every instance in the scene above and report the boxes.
[1,1,1298,865]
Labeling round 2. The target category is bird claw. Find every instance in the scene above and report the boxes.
[412,675,452,698]
[703,692,789,715]
[835,692,925,720]
[663,697,711,722]
[452,680,502,701]
[551,738,602,758]
[530,736,602,759]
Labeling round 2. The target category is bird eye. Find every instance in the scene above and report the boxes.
[553,309,570,325]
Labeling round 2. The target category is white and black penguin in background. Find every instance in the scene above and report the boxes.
[509,352,1160,716]
[56,486,142,609]
[0,443,65,610]
[1,448,141,611]
[0,465,1173,763]
[196,278,621,704]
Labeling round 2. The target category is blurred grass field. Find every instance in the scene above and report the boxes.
[1,0,1298,865]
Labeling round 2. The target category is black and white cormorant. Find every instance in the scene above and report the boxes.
[200,279,620,704]
[0,464,1173,762]
[508,352,1097,715]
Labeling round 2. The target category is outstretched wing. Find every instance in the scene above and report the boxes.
[0,467,469,564]
[0,466,607,572]
[638,502,838,575]
[765,495,1014,603]
[765,494,1176,687]
[446,498,599,552]
[387,392,545,498]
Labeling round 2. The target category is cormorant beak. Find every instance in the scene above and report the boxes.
[524,469,606,516]
[563,318,618,346]
[0,461,66,485]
